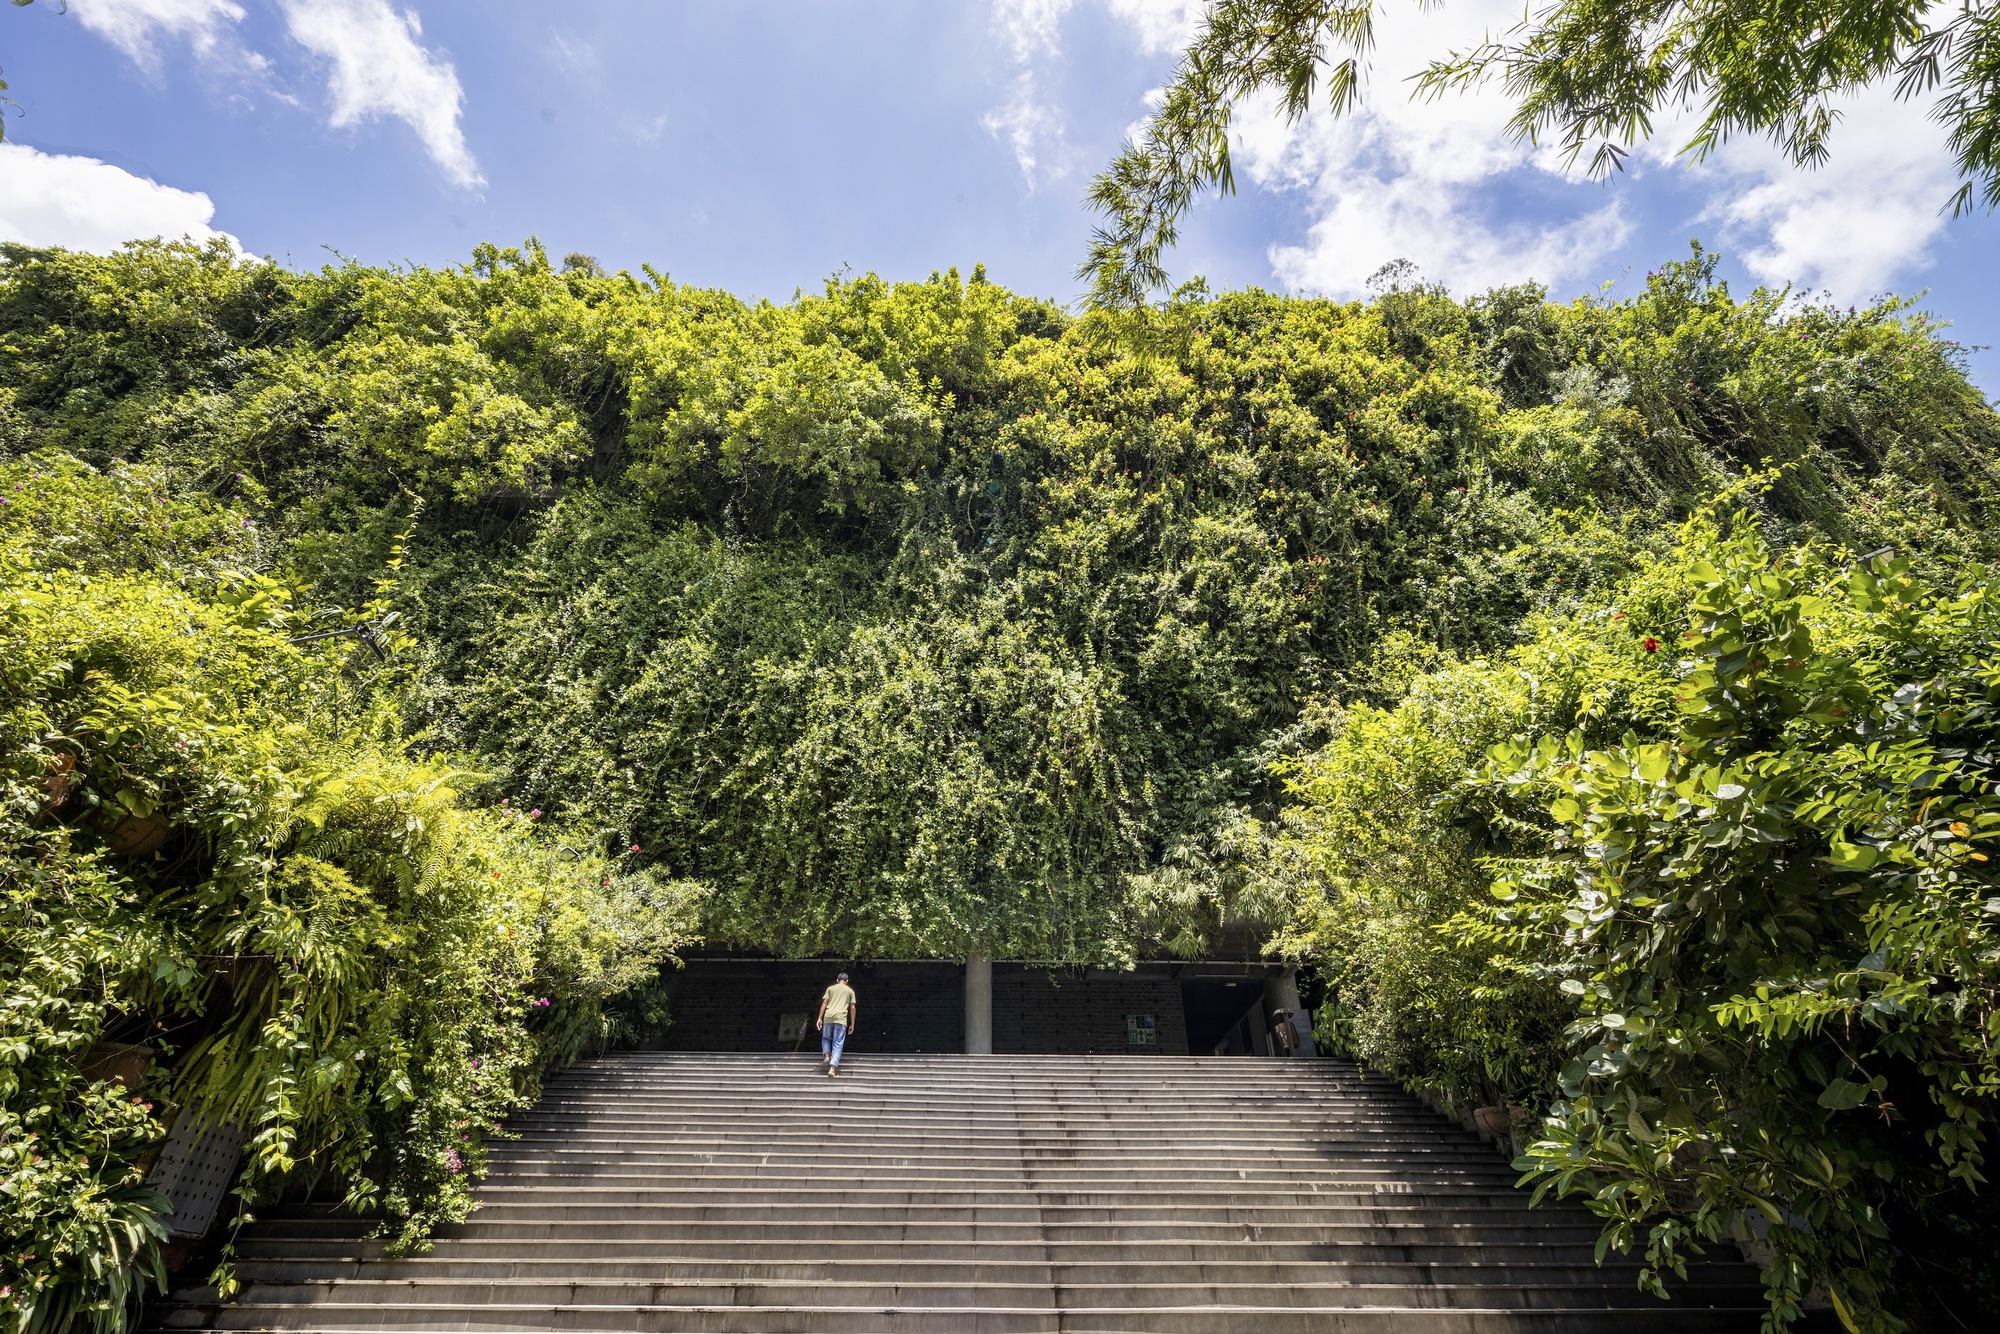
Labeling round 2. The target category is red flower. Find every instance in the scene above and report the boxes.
[1642,637,1660,652]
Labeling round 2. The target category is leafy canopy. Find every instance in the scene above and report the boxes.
[0,455,698,1332]
[1270,517,2000,1331]
[1084,0,2000,307]
[5,239,1998,966]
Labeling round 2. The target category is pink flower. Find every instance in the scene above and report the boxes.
[630,842,641,853]
[529,808,542,818]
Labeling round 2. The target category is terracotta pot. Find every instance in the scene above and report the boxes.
[94,812,172,857]
[80,1041,154,1090]
[1473,1105,1512,1139]
[36,753,79,824]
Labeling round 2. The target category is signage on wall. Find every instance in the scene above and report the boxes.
[1126,1014,1157,1046]
[777,1013,808,1043]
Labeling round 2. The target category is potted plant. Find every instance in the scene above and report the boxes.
[91,787,172,857]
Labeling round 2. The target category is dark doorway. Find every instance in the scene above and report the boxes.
[657,959,1197,1054]
[660,960,965,1053]
[1180,981,1265,1056]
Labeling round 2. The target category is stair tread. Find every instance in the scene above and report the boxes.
[151,1054,1763,1333]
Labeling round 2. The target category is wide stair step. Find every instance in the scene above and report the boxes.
[149,1053,1768,1333]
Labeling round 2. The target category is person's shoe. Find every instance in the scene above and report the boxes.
[828,1066,839,1076]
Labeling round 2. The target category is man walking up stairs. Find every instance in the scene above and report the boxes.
[151,1053,1771,1332]
[817,973,857,1076]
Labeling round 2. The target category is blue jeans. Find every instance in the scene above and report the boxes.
[820,1022,848,1067]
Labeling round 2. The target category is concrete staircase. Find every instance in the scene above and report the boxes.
[152,1052,1769,1332]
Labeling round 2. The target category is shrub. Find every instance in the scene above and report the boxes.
[0,458,699,1332]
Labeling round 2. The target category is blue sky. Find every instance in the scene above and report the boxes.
[4,1,1998,389]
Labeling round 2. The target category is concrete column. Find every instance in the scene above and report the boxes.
[964,953,992,1054]
[1265,969,1318,1057]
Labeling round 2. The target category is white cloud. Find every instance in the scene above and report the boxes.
[1219,1,1629,297]
[1677,91,1957,299]
[1266,166,1630,299]
[550,30,598,80]
[983,72,1076,187]
[1101,0,1949,302]
[992,0,1076,61]
[0,143,242,253]
[279,0,482,187]
[984,2,1080,187]
[634,111,670,145]
[1104,0,1205,56]
[66,0,248,69]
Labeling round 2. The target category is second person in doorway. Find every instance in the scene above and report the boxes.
[817,971,857,1076]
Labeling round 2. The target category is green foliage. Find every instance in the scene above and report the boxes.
[1085,0,2000,304]
[5,240,1998,970]
[1082,0,1372,308]
[1421,0,2000,216]
[1468,527,1998,1331]
[0,456,697,1331]
[1275,517,2000,1329]
[6,237,2000,1328]
[1265,651,1572,1114]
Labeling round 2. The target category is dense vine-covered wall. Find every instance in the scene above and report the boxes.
[6,238,1992,965]
[6,238,2000,1330]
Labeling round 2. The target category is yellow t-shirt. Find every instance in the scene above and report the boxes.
[821,983,856,1026]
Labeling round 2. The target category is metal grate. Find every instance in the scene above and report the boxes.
[145,1110,244,1239]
